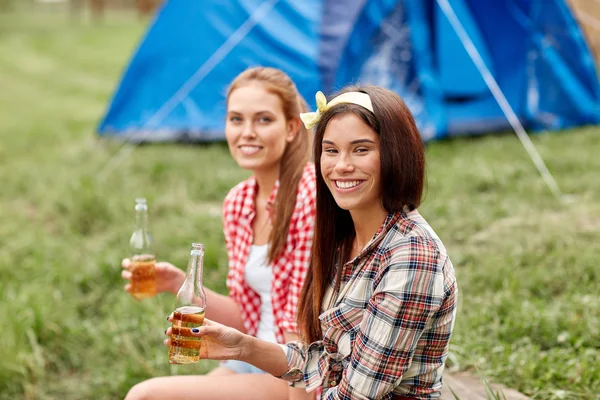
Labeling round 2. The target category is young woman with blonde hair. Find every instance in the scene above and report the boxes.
[123,67,316,400]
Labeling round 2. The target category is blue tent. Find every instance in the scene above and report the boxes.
[98,0,600,142]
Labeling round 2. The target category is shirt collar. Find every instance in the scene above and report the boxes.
[343,207,418,270]
[347,210,404,264]
[240,176,279,219]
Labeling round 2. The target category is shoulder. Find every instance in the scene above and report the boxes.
[223,176,255,215]
[374,212,454,301]
[382,210,449,272]
[224,176,253,203]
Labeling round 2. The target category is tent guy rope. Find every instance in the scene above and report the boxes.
[436,0,567,202]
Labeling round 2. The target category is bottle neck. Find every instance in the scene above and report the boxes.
[175,244,206,308]
[187,250,204,294]
[135,208,148,231]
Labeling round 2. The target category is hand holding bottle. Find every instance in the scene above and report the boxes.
[164,317,246,361]
[122,259,185,295]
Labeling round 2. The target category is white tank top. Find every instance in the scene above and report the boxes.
[244,244,277,343]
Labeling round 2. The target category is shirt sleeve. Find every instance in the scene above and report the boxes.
[222,200,232,255]
[325,238,446,400]
[222,190,237,296]
[278,341,325,389]
[280,183,316,332]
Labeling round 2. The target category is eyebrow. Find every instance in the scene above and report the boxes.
[227,110,274,115]
[322,139,376,145]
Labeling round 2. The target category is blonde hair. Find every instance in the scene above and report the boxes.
[227,67,311,264]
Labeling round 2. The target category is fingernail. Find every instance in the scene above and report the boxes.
[191,328,199,333]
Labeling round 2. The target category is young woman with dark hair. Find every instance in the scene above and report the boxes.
[165,84,458,399]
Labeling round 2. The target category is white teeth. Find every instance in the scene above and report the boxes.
[335,180,361,189]
[239,146,261,155]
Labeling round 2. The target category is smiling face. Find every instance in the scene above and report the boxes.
[320,113,384,216]
[225,83,296,173]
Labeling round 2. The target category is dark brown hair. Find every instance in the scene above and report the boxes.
[297,85,426,342]
[227,67,311,264]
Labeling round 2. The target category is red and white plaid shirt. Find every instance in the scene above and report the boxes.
[223,163,316,343]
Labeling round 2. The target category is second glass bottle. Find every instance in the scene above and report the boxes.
[168,242,207,364]
[129,198,156,300]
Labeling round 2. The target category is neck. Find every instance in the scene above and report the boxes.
[350,206,388,251]
[254,165,280,201]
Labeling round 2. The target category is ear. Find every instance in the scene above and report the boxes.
[285,118,301,143]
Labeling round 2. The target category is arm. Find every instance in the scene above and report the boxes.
[122,259,247,332]
[240,336,291,376]
[214,188,250,333]
[173,320,315,395]
[204,288,246,333]
[289,387,316,400]
[172,318,292,376]
[323,242,446,400]
[284,332,317,400]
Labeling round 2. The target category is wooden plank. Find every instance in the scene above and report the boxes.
[441,372,530,400]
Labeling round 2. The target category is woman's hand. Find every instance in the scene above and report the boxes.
[122,259,185,295]
[165,317,247,361]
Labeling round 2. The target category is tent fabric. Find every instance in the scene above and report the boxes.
[98,0,600,142]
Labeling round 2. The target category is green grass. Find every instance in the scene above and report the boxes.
[1,9,599,400]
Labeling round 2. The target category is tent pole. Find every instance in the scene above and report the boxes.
[97,0,281,182]
[436,0,567,202]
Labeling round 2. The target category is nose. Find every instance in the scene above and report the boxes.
[241,122,257,139]
[334,152,355,174]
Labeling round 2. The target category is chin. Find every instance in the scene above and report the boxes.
[234,157,260,168]
[332,200,355,211]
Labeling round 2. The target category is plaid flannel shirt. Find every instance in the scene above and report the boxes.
[280,209,458,399]
[224,163,316,343]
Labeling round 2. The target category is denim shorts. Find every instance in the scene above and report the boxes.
[221,359,266,374]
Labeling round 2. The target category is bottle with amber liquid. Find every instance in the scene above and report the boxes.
[169,243,207,364]
[129,198,156,300]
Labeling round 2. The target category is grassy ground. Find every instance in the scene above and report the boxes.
[1,9,599,400]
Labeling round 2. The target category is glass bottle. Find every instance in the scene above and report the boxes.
[129,198,156,300]
[168,243,207,364]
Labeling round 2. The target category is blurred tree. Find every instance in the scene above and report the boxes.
[136,0,150,15]
[89,0,105,21]
[0,0,17,12]
[135,0,159,16]
[67,0,160,21]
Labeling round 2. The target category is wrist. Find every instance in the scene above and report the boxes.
[238,334,255,363]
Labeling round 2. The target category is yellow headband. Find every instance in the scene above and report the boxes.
[299,90,374,129]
